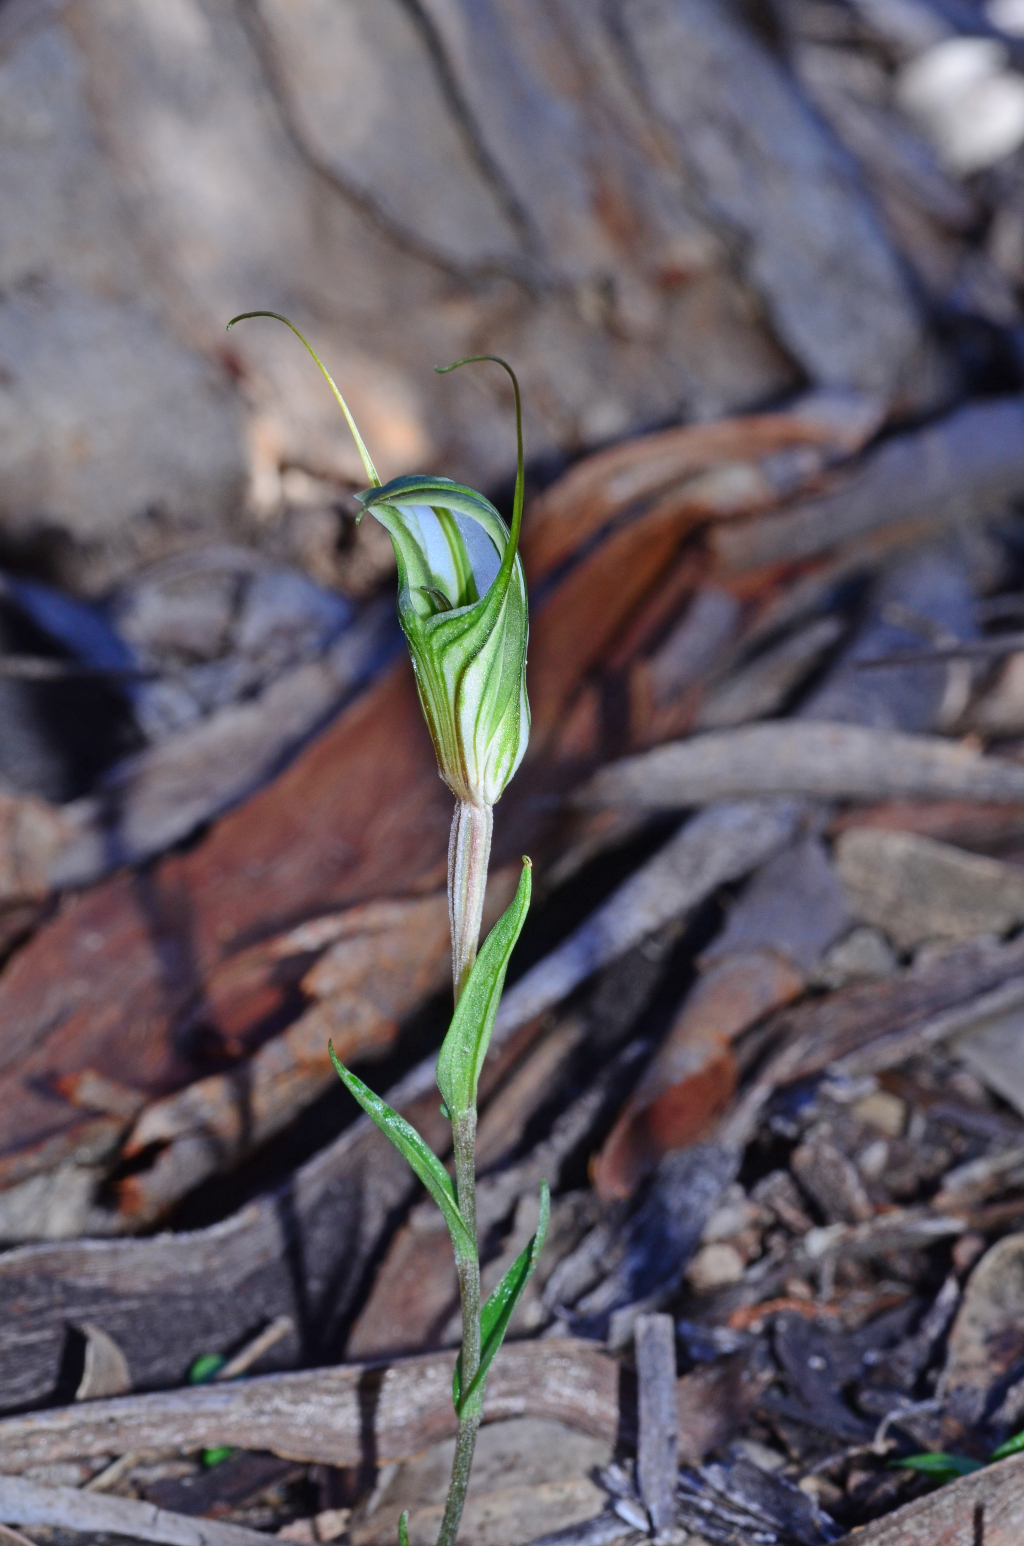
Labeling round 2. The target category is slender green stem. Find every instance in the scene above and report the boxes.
[436,1409,482,1546]
[448,800,493,1004]
[437,785,493,1544]
[436,1110,482,1546]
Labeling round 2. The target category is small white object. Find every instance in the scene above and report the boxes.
[803,1223,848,1260]
[74,1323,132,1401]
[988,0,1024,36]
[857,1138,891,1182]
[685,1242,746,1291]
[613,1496,651,1532]
[897,38,1024,173]
[700,1184,760,1244]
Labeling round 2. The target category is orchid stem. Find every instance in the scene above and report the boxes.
[448,800,493,1004]
[435,819,489,1546]
[435,1108,482,1546]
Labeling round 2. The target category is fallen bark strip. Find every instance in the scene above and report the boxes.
[494,801,803,1038]
[578,723,1024,812]
[0,462,710,1198]
[830,976,1024,1079]
[52,601,398,889]
[521,393,881,581]
[718,935,1024,1147]
[634,1314,678,1535]
[0,1341,621,1472]
[779,934,1024,1082]
[845,1448,1024,1545]
[0,1475,272,1546]
[521,1515,638,1546]
[710,396,1024,573]
[798,1208,968,1266]
[113,894,452,1229]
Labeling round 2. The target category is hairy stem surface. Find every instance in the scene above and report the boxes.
[436,1408,482,1546]
[448,800,493,1003]
[437,1110,482,1546]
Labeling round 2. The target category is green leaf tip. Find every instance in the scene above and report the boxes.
[188,1353,227,1385]
[890,1453,984,1479]
[453,1179,549,1415]
[397,1511,410,1546]
[202,1446,234,1468]
[992,1429,1024,1461]
[328,1040,474,1259]
[225,311,380,488]
[437,857,532,1121]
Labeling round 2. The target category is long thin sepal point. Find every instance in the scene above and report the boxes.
[226,311,380,487]
[434,355,524,576]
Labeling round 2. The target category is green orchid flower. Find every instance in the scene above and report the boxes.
[356,462,529,807]
[226,312,544,1546]
[226,314,530,811]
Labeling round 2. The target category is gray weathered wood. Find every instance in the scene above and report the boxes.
[831,976,1024,1079]
[843,1448,1024,1545]
[712,397,1024,572]
[495,801,803,1038]
[580,723,1024,811]
[836,827,1024,950]
[52,603,397,886]
[0,1475,272,1546]
[634,1314,678,1537]
[0,1341,620,1473]
[521,1515,639,1546]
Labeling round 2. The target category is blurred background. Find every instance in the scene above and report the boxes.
[3,0,1024,811]
[2,0,1024,1123]
[12,12,1024,1535]
[11,0,1024,1469]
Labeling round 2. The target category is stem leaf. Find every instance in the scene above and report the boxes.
[453,1180,549,1416]
[398,1512,410,1546]
[992,1430,1024,1461]
[329,1044,474,1259]
[437,859,531,1121]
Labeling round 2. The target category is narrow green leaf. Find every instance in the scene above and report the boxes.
[891,1453,985,1479]
[453,1180,549,1415]
[437,859,531,1121]
[329,1043,474,1259]
[992,1430,1024,1461]
[398,1510,410,1546]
